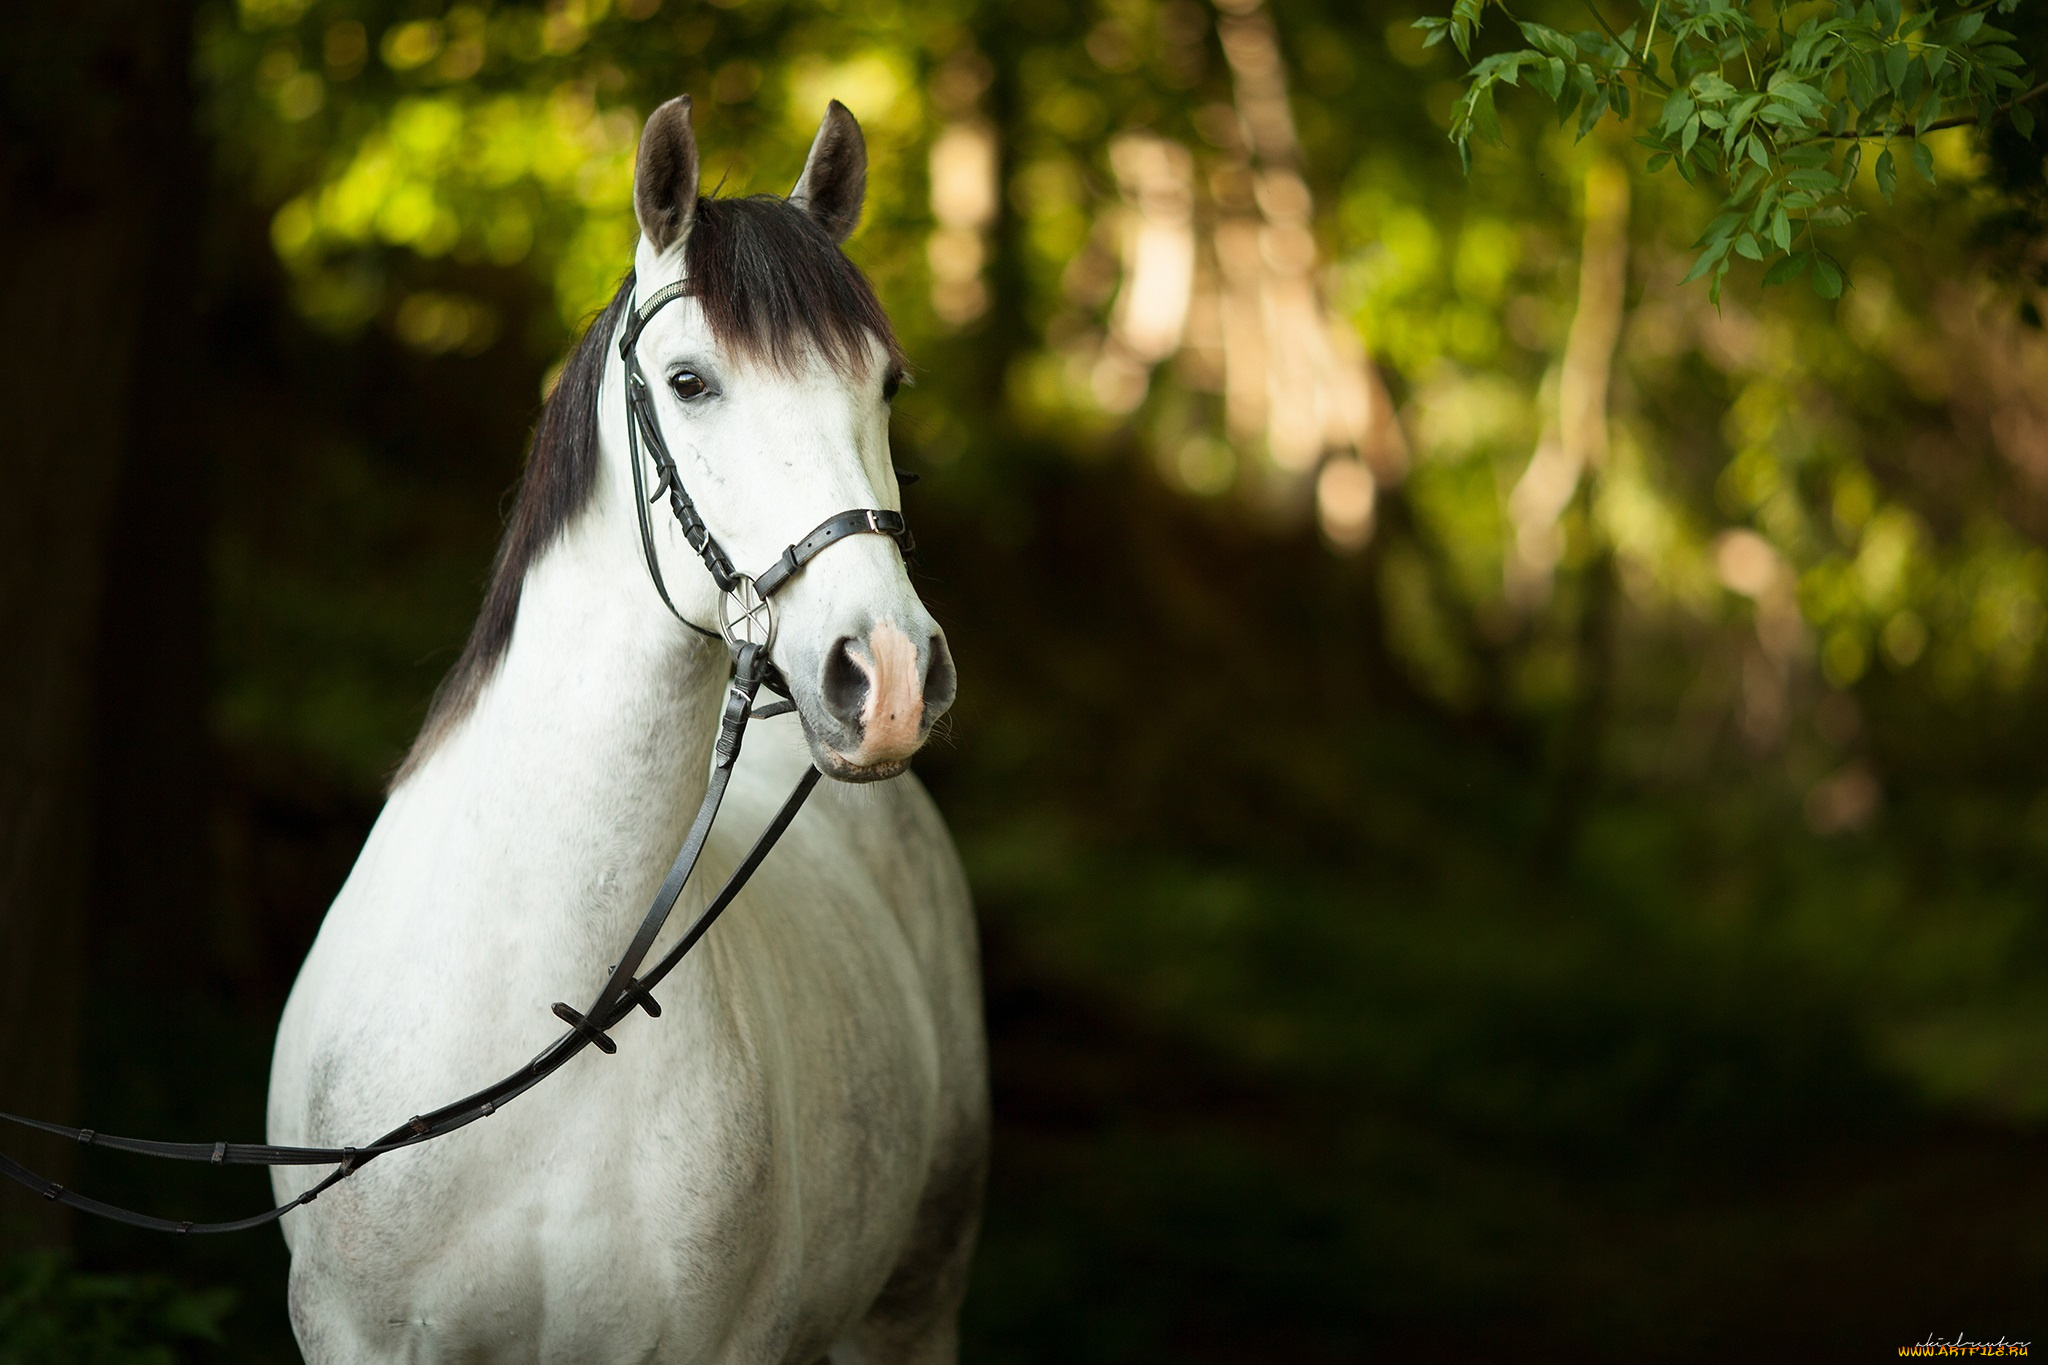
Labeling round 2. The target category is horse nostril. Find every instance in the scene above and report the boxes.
[821,636,868,729]
[923,634,957,719]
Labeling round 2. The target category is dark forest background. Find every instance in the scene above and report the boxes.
[5,0,2048,1359]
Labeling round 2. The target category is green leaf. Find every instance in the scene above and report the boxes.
[1578,86,1611,139]
[1735,232,1764,260]
[1812,255,1845,298]
[1911,137,1935,184]
[1885,42,1910,92]
[1786,168,1838,193]
[1748,134,1771,168]
[2014,102,2036,140]
[1682,114,1700,155]
[1692,73,1741,103]
[1949,10,1986,43]
[1472,52,1524,84]
[1875,146,1897,200]
[1695,212,1743,246]
[1472,83,1503,142]
[1770,79,1825,114]
[1516,21,1578,61]
[1772,205,1792,250]
[1681,237,1732,284]
[1900,52,1925,107]
[1557,77,1584,125]
[1914,89,1941,138]
[1747,187,1775,233]
[1763,250,1812,285]
[1646,151,1672,172]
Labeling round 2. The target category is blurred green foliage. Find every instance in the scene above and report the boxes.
[63,0,2048,1355]
[1427,0,2040,297]
[0,1255,234,1365]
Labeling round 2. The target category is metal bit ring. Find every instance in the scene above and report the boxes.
[719,575,776,653]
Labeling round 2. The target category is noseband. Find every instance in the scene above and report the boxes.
[0,276,921,1234]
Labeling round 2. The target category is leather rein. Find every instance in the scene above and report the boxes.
[0,277,917,1235]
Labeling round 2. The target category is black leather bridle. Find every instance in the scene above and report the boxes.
[619,277,914,655]
[0,275,919,1235]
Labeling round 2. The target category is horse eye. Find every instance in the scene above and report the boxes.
[882,371,903,402]
[669,370,708,401]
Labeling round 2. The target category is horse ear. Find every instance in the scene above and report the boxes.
[635,95,699,254]
[789,101,867,243]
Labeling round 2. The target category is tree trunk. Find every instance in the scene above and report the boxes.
[0,0,197,1249]
[1506,157,1632,609]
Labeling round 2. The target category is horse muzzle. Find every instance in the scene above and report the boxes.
[796,618,954,781]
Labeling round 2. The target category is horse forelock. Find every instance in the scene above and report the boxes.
[685,193,904,380]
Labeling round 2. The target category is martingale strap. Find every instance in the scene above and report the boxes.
[0,646,821,1234]
[0,266,920,1236]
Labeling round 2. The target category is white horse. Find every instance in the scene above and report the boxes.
[267,96,988,1364]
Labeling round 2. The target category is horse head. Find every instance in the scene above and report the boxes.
[624,95,956,782]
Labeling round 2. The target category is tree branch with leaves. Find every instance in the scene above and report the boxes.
[1418,0,2042,300]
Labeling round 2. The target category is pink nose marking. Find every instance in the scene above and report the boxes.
[851,620,925,765]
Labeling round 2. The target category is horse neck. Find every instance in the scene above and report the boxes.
[400,432,729,947]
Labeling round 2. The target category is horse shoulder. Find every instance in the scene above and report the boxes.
[732,725,990,1361]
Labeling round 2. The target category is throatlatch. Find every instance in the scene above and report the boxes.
[0,273,914,1235]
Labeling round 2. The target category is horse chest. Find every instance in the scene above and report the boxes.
[277,854,943,1362]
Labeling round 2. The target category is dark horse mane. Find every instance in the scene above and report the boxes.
[393,193,903,787]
